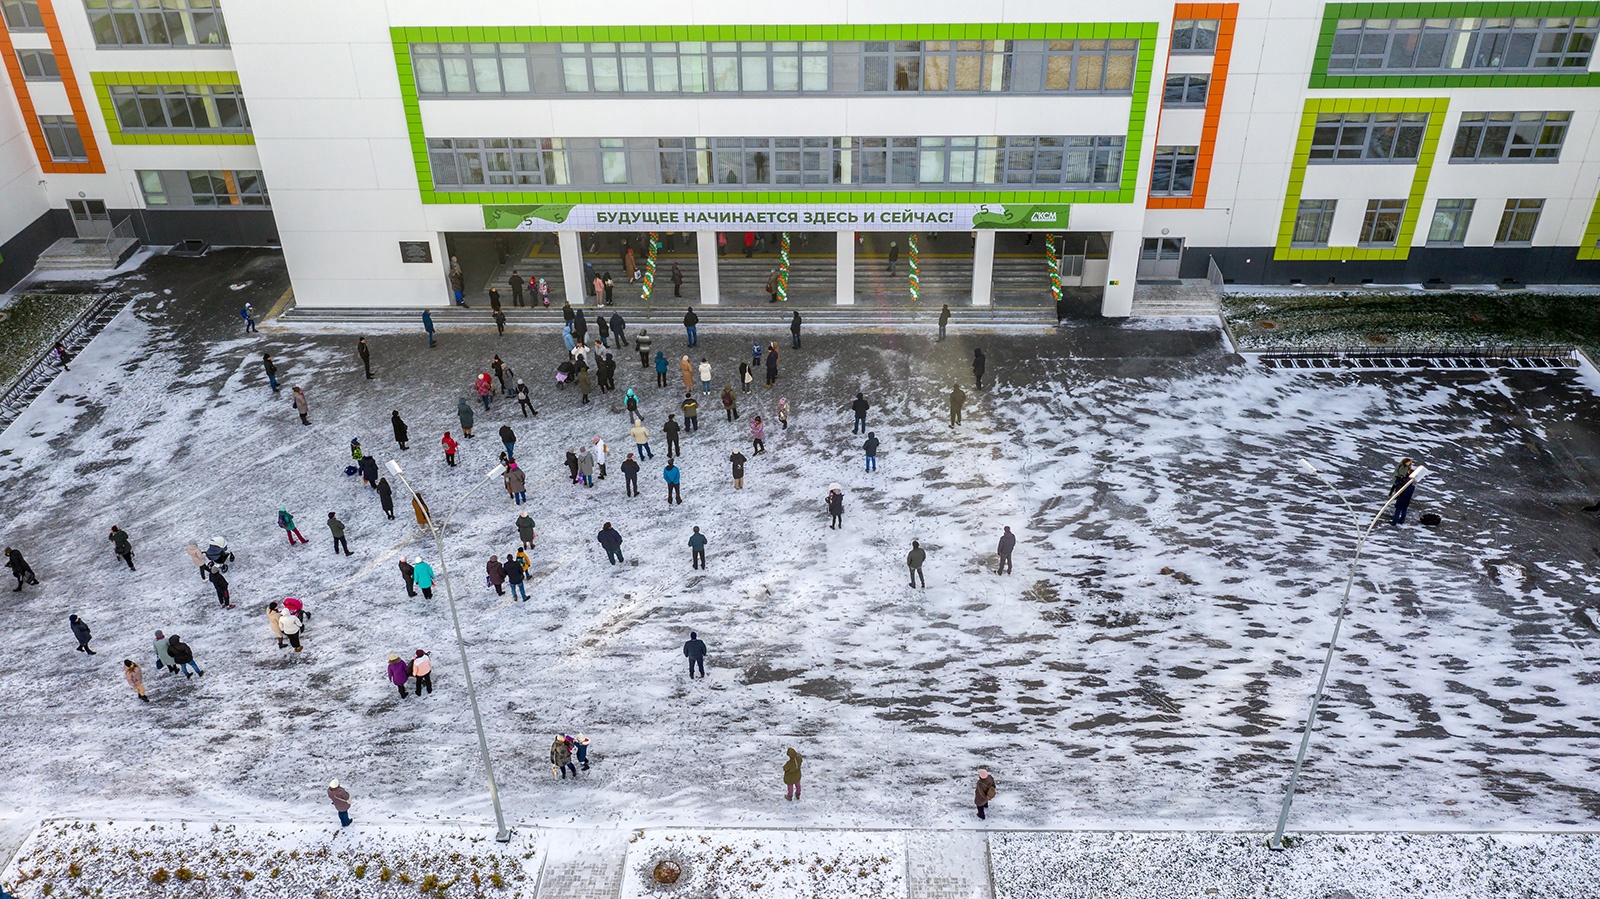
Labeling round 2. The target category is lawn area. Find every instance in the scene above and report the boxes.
[0,292,101,393]
[1221,290,1600,355]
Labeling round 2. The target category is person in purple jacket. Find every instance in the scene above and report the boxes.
[387,654,411,698]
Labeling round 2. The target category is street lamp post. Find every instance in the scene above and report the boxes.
[387,458,512,843]
[1268,459,1428,850]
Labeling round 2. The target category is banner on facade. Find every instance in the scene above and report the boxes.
[480,203,1070,232]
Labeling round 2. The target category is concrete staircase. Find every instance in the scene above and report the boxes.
[33,236,140,272]
[1128,278,1221,317]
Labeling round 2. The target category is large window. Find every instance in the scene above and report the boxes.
[1450,111,1570,162]
[138,169,268,207]
[1171,19,1219,53]
[39,115,86,162]
[1309,112,1428,162]
[1162,74,1208,106]
[16,48,58,80]
[86,0,227,47]
[1328,17,1598,74]
[1149,145,1197,196]
[1359,199,1406,246]
[109,84,249,132]
[1495,199,1543,245]
[1,0,42,30]
[412,39,1139,97]
[427,134,1125,191]
[1427,199,1474,245]
[1292,199,1337,247]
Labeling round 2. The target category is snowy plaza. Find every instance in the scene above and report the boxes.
[2,251,1600,896]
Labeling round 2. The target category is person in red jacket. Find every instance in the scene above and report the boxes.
[441,431,459,467]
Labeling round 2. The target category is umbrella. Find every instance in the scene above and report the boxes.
[282,597,303,614]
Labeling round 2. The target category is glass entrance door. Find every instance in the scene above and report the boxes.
[68,199,111,238]
[1137,237,1184,280]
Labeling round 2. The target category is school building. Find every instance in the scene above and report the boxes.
[0,0,1597,314]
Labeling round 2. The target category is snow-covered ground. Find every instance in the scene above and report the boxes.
[0,265,1597,854]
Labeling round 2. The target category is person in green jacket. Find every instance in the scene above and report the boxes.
[906,540,926,589]
[412,557,435,599]
[328,512,352,556]
[108,525,135,570]
[784,747,803,800]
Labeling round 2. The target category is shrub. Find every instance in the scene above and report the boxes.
[150,868,169,884]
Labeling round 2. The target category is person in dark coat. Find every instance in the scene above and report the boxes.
[70,614,94,654]
[906,540,926,588]
[262,352,279,392]
[850,393,869,433]
[826,487,845,530]
[972,348,987,389]
[167,635,202,678]
[683,630,707,678]
[887,240,899,274]
[671,262,684,297]
[663,414,681,456]
[1391,457,1420,525]
[486,555,506,596]
[499,424,516,460]
[950,385,966,426]
[357,337,373,379]
[399,557,417,597]
[391,410,409,450]
[208,564,232,607]
[610,312,628,347]
[996,526,1016,575]
[597,315,611,347]
[573,309,588,345]
[790,310,802,349]
[597,523,624,565]
[564,448,581,484]
[938,303,951,341]
[376,477,396,519]
[515,379,536,417]
[328,512,352,556]
[504,553,528,601]
[689,526,708,569]
[729,450,747,490]
[422,309,436,348]
[109,525,135,570]
[765,349,778,387]
[683,308,699,347]
[863,432,879,472]
[359,454,379,489]
[974,769,996,819]
[621,453,640,497]
[4,547,37,591]
[509,269,524,306]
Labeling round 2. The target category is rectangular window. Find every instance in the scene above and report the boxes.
[1450,111,1570,162]
[1329,16,1598,74]
[1495,199,1543,245]
[1149,145,1198,196]
[1162,74,1208,106]
[16,48,57,80]
[38,115,86,162]
[1171,19,1219,53]
[107,84,250,133]
[1292,199,1337,247]
[1359,199,1406,246]
[85,0,228,47]
[1309,112,1428,162]
[1426,199,1474,244]
[1,0,42,30]
[137,170,271,208]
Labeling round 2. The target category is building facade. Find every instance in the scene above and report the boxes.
[0,0,1597,312]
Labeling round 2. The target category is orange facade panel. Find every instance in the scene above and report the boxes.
[1148,3,1238,210]
[0,0,104,174]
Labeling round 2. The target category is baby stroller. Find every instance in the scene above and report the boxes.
[204,537,234,572]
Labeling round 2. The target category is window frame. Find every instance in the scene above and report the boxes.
[1170,19,1220,54]
[107,84,251,133]
[1149,145,1198,196]
[84,0,229,48]
[1425,198,1475,245]
[1450,110,1571,163]
[1162,74,1209,107]
[1,0,43,31]
[16,48,58,80]
[1292,199,1338,247]
[1494,198,1543,246]
[1328,16,1599,74]
[1308,112,1429,163]
[1358,199,1407,247]
[136,169,271,208]
[38,115,86,162]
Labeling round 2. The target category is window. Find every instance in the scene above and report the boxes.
[1309,112,1428,162]
[1328,17,1599,74]
[1149,145,1198,196]
[1,0,42,30]
[1451,111,1570,162]
[1426,199,1475,245]
[16,48,57,80]
[137,170,270,207]
[1162,74,1208,106]
[108,84,250,132]
[1359,199,1406,246]
[1495,199,1543,245]
[1036,39,1138,92]
[427,133,1123,191]
[1171,20,1219,53]
[38,115,86,162]
[85,0,227,47]
[1292,199,1337,247]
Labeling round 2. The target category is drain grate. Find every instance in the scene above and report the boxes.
[1256,345,1576,370]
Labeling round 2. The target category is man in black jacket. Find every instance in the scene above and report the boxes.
[597,522,624,565]
[683,630,707,678]
[850,393,870,434]
[996,526,1016,575]
[621,453,640,497]
[663,414,682,456]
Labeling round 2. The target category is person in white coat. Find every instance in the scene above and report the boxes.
[279,608,304,652]
[591,436,608,480]
[630,421,653,459]
[698,359,712,394]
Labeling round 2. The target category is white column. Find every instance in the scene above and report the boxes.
[835,230,855,305]
[696,230,720,304]
[970,230,995,306]
[1101,229,1140,317]
[558,230,585,306]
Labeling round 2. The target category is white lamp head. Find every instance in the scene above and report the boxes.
[1408,465,1428,482]
[1297,459,1318,475]
[387,459,403,475]
[488,464,506,478]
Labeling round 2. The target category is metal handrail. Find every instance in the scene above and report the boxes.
[0,292,125,421]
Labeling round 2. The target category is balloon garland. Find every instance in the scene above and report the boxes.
[908,233,920,303]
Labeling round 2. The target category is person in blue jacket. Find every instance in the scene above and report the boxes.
[663,461,682,505]
[422,309,436,348]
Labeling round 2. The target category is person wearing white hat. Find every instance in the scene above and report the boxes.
[327,780,352,827]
